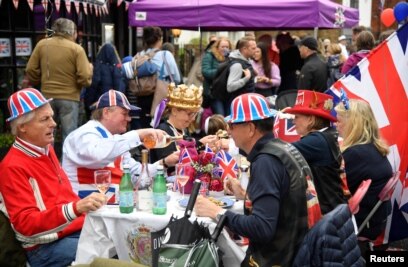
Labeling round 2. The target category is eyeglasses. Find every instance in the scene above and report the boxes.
[228,122,246,130]
[179,109,198,118]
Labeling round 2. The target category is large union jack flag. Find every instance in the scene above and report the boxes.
[330,22,408,244]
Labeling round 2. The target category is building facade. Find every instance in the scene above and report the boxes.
[0,0,132,133]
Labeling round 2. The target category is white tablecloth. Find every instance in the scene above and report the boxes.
[74,191,246,266]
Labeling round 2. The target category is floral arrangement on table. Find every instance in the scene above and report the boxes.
[178,140,238,193]
[191,148,224,192]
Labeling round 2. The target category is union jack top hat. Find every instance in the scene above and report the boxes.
[95,89,140,111]
[7,88,52,122]
[284,90,337,122]
[225,93,277,123]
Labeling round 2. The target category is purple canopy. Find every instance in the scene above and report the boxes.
[128,0,359,30]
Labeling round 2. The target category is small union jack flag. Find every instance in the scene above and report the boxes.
[215,150,238,180]
[179,148,192,164]
[203,144,215,159]
[15,38,31,56]
[0,38,11,57]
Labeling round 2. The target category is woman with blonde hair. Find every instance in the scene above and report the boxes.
[335,99,392,251]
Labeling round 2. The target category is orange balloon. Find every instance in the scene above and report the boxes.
[381,8,396,27]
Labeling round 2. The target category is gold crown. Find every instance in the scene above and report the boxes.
[167,83,203,111]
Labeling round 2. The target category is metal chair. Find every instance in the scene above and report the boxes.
[348,179,372,215]
[357,171,401,234]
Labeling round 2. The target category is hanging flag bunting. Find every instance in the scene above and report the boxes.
[95,5,99,17]
[42,0,47,10]
[12,0,19,9]
[82,2,87,15]
[104,3,109,15]
[74,1,80,14]
[55,0,61,12]
[117,0,123,7]
[100,4,105,16]
[27,0,35,11]
[65,0,71,14]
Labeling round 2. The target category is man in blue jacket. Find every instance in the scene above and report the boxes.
[195,93,309,266]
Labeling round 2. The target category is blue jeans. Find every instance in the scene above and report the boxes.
[26,231,81,267]
[50,99,79,142]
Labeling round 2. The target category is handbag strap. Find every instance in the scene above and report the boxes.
[162,51,174,83]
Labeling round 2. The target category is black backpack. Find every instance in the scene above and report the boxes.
[210,60,231,101]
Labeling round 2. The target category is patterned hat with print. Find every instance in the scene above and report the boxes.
[7,88,52,122]
[284,90,337,122]
[95,89,140,111]
[225,93,277,124]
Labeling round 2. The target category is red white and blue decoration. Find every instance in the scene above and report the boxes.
[215,150,238,180]
[329,21,408,244]
[226,93,277,124]
[95,89,140,111]
[7,88,52,122]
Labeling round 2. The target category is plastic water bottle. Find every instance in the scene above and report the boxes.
[153,165,167,215]
[119,164,134,214]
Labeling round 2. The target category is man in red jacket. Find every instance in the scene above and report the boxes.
[0,88,106,267]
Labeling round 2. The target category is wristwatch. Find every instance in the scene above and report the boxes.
[215,209,227,222]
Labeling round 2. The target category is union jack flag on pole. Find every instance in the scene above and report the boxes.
[215,150,238,180]
[330,22,408,244]
[178,148,192,165]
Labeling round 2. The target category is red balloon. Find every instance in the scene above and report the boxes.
[381,8,396,27]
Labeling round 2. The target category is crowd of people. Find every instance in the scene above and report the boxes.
[0,17,399,267]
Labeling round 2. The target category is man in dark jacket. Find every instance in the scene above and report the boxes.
[297,37,328,92]
[195,93,309,266]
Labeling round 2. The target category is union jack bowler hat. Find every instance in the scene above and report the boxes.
[7,88,52,122]
[284,90,337,122]
[95,89,140,111]
[225,93,277,124]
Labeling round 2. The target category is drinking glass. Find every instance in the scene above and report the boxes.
[94,170,111,194]
[175,163,190,200]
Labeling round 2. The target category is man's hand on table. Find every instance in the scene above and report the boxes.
[76,192,108,214]
[194,196,223,220]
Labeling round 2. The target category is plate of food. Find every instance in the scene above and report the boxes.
[178,197,234,209]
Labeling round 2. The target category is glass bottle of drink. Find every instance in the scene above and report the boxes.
[152,165,167,215]
[143,134,187,149]
[119,164,134,214]
[135,149,153,211]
